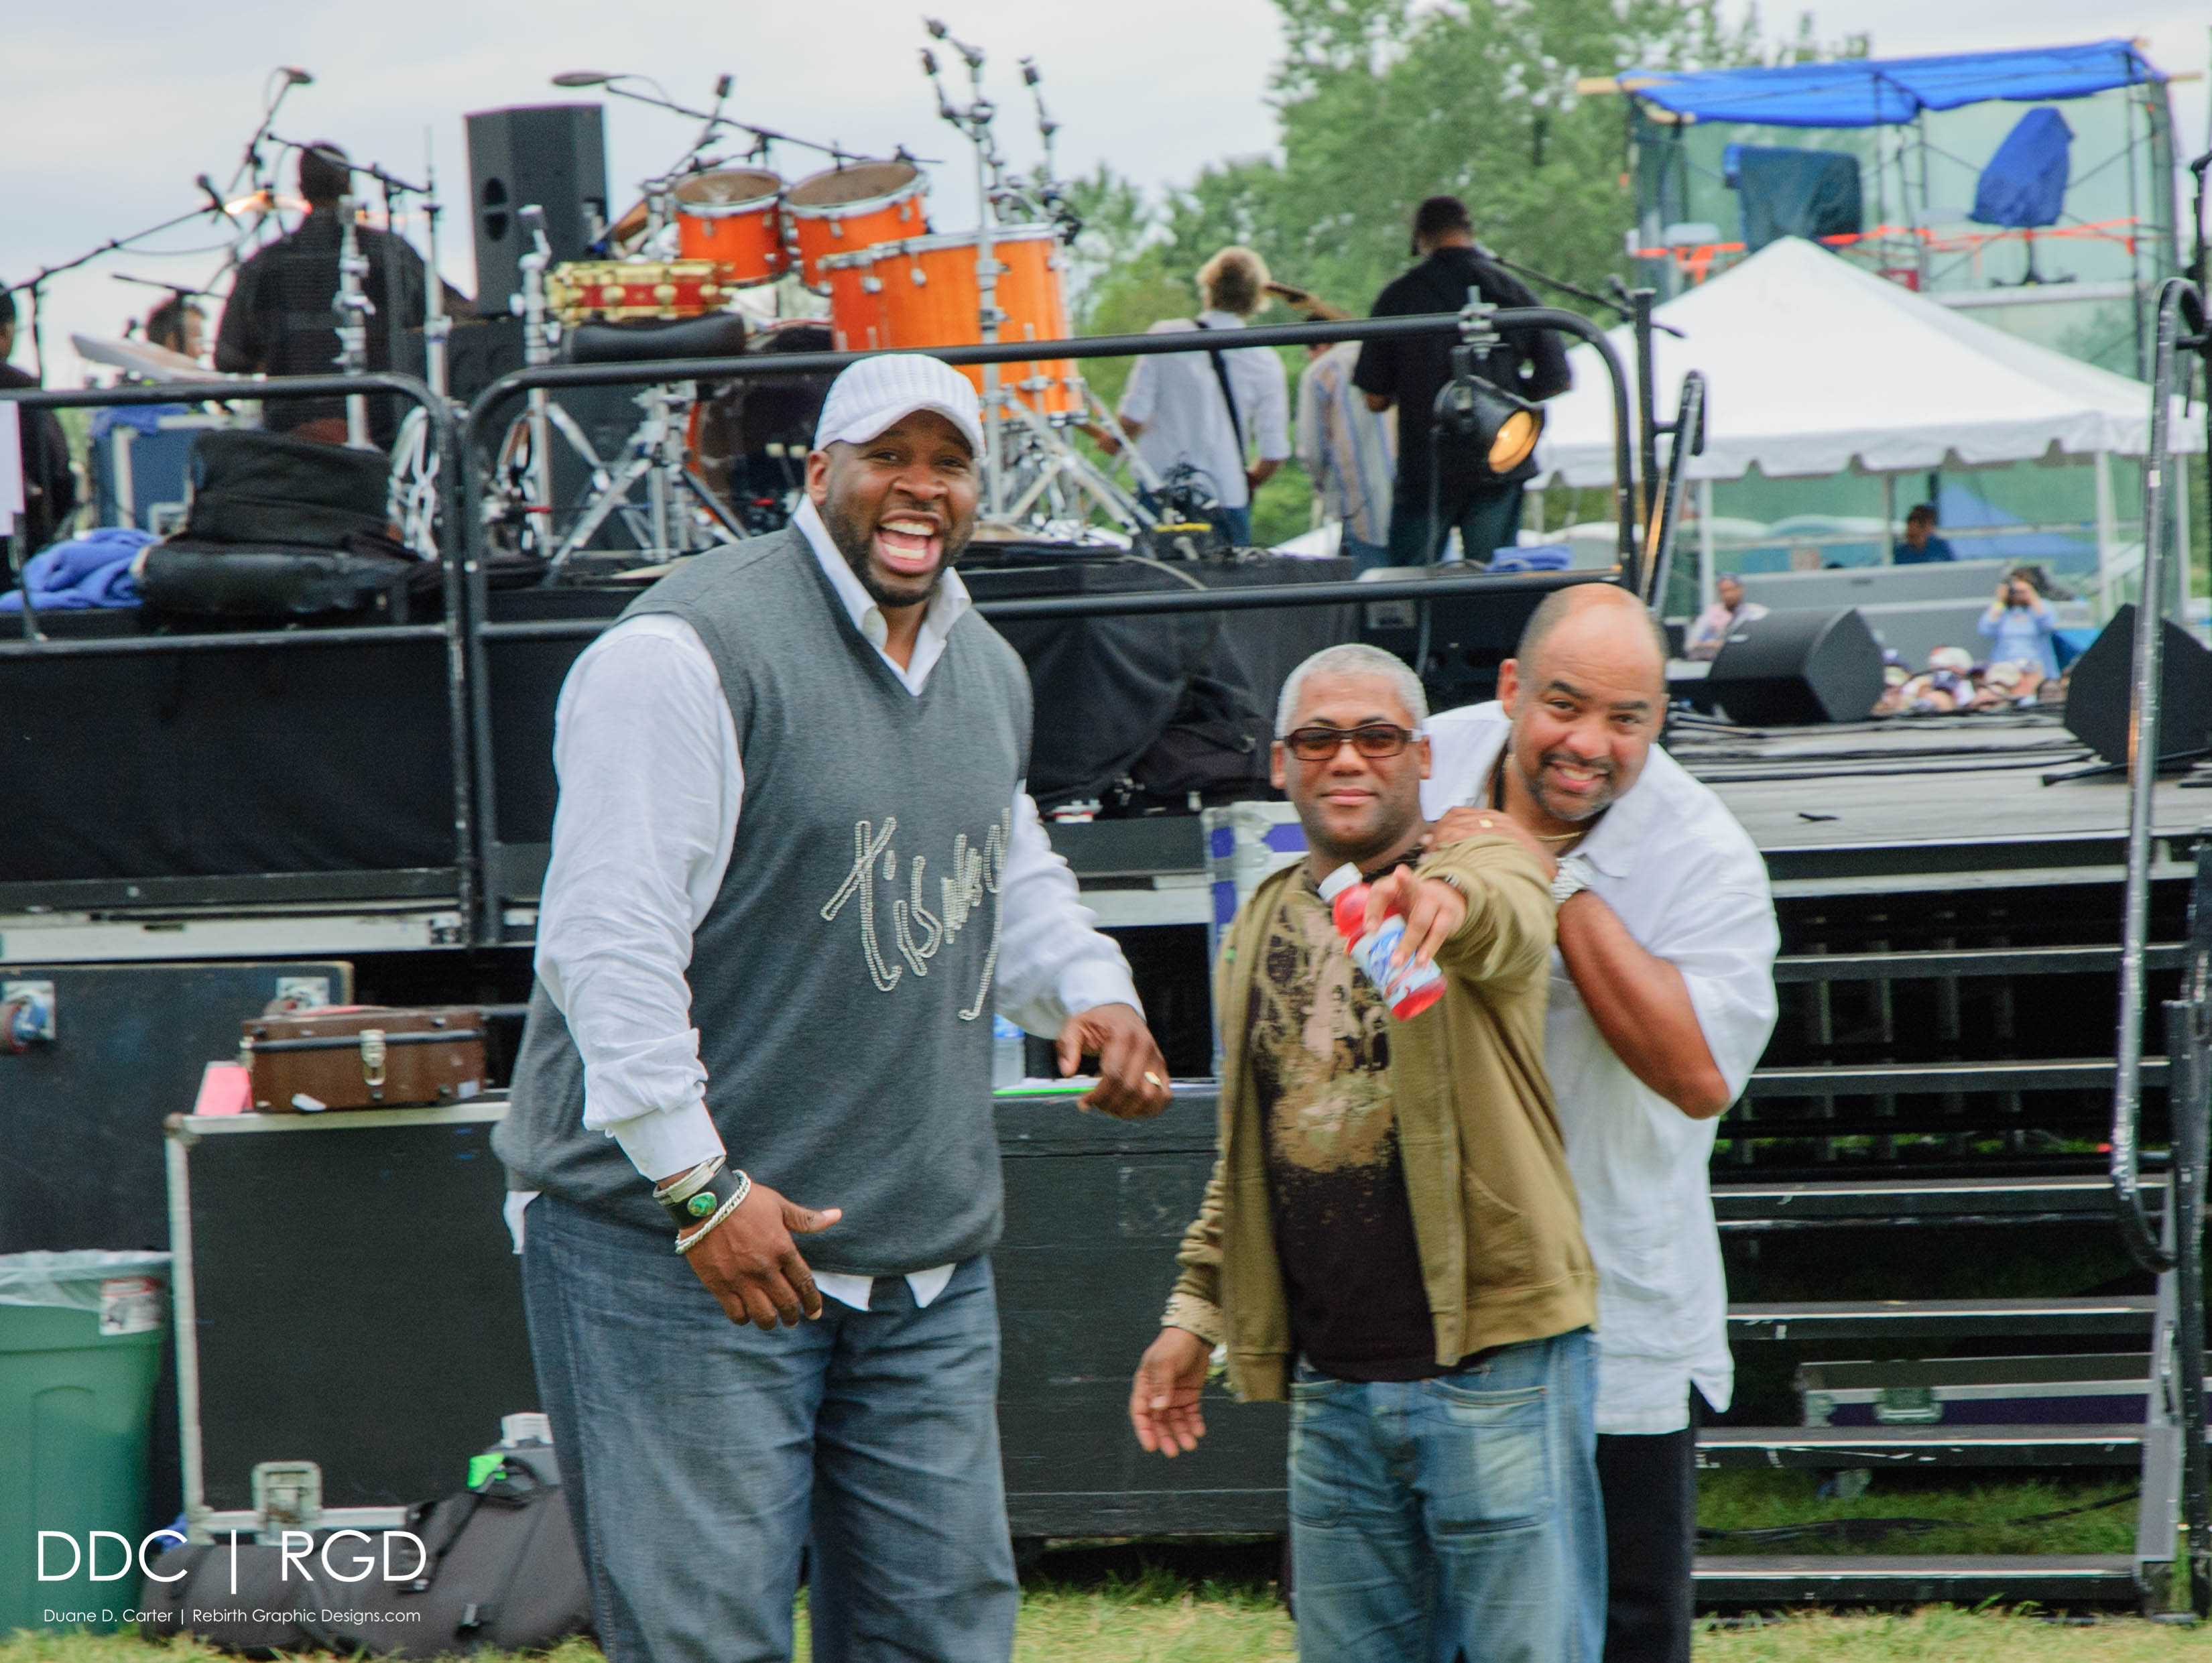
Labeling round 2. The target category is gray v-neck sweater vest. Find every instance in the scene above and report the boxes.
[496,528,1034,1272]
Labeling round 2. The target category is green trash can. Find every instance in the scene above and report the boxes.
[0,1250,171,1638]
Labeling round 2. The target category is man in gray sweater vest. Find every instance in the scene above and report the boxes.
[497,354,1171,1663]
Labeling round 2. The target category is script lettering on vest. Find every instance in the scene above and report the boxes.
[822,810,1009,1018]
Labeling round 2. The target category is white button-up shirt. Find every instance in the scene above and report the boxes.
[515,499,1142,1310]
[1422,702,1778,1434]
[1117,310,1292,511]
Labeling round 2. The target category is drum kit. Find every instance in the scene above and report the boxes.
[485,32,1153,566]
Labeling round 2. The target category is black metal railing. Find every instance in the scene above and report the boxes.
[454,308,1644,942]
[2111,275,2212,1615]
[0,371,477,928]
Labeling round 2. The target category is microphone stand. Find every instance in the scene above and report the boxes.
[5,199,233,381]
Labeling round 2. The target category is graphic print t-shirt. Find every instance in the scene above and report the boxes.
[1249,871,1441,1381]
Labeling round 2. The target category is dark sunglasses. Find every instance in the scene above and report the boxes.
[1281,723,1419,762]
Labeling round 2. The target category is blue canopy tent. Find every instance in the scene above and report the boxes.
[1620,40,2158,127]
[1612,39,2177,374]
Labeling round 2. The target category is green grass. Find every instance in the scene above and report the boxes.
[19,1601,2212,1663]
[1699,1471,2142,1558]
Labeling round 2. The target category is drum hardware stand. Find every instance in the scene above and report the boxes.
[517,206,560,536]
[332,195,376,448]
[541,382,747,574]
[923,20,1011,519]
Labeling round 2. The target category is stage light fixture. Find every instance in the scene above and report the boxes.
[1434,347,1545,475]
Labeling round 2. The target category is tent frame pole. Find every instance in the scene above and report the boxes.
[2095,447,2119,619]
[1697,478,1717,615]
[1882,473,1898,564]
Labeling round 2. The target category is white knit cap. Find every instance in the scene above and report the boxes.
[812,353,983,456]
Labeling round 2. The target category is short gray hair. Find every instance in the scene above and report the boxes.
[1276,643,1428,736]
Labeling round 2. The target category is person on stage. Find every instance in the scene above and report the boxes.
[1129,641,1604,1663]
[497,353,1173,1663]
[1287,296,1397,570]
[1105,246,1291,548]
[214,141,465,447]
[0,287,80,554]
[1423,585,1780,1663]
[1354,196,1569,567]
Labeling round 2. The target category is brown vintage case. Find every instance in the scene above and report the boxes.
[241,1005,491,1112]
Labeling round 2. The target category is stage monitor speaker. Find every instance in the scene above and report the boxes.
[1705,607,1883,726]
[465,103,608,317]
[2062,605,2212,767]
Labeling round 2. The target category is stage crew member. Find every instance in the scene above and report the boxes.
[214,141,460,447]
[1130,641,1604,1662]
[499,354,1172,1663]
[1354,195,1569,567]
[1424,585,1779,1663]
[0,287,80,553]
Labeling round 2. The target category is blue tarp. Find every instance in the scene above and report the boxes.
[1623,40,2156,129]
[1729,145,1863,249]
[1972,107,2073,228]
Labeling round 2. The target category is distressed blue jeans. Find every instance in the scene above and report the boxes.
[1287,1329,1604,1662]
[521,1194,1019,1663]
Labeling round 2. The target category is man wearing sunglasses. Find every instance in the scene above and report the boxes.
[1129,641,1603,1662]
[1423,584,1778,1663]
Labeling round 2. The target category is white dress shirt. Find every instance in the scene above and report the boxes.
[1422,702,1778,1434]
[515,499,1143,1310]
[1117,310,1291,511]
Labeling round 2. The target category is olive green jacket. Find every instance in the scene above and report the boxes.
[1162,833,1597,1402]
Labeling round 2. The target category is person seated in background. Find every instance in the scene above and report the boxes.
[1892,503,1955,564]
[1978,568,2059,679]
[1683,573,1768,661]
[145,294,206,361]
[1280,286,1396,571]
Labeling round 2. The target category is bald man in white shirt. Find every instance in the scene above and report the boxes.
[1422,584,1779,1663]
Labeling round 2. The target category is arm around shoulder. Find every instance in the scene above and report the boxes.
[1418,835,1556,987]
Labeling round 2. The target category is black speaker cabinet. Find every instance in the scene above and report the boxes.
[2063,605,2212,767]
[465,104,609,316]
[1706,606,1883,726]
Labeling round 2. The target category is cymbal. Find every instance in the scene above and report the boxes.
[72,334,235,383]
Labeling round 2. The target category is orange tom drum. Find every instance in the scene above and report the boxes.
[820,248,888,353]
[671,169,786,285]
[782,160,928,291]
[866,225,1079,414]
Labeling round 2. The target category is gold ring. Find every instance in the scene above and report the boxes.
[1479,817,1494,830]
[1144,1072,1164,1087]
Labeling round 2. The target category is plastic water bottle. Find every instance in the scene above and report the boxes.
[1317,863,1446,1020]
[992,1016,1026,1087]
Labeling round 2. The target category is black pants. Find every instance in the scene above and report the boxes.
[1386,477,1524,566]
[1593,1396,1701,1663]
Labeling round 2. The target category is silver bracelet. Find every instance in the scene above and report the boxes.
[652,1153,725,1207]
[674,1168,752,1255]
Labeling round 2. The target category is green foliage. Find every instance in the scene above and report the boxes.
[1079,0,1760,342]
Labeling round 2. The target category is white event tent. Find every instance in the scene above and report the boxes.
[1530,237,2203,602]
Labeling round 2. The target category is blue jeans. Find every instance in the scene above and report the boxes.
[1341,532,1392,572]
[1288,1329,1604,1663]
[1385,482,1525,568]
[521,1194,1018,1663]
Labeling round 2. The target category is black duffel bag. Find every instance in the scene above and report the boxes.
[141,532,440,620]
[183,430,393,550]
[137,1440,592,1657]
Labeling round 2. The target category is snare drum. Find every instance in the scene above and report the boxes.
[783,160,928,291]
[546,260,737,324]
[867,225,1079,413]
[671,169,786,286]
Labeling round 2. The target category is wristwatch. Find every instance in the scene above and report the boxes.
[1550,853,1597,908]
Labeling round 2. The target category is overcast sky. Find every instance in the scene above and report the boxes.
[1,1,2205,385]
